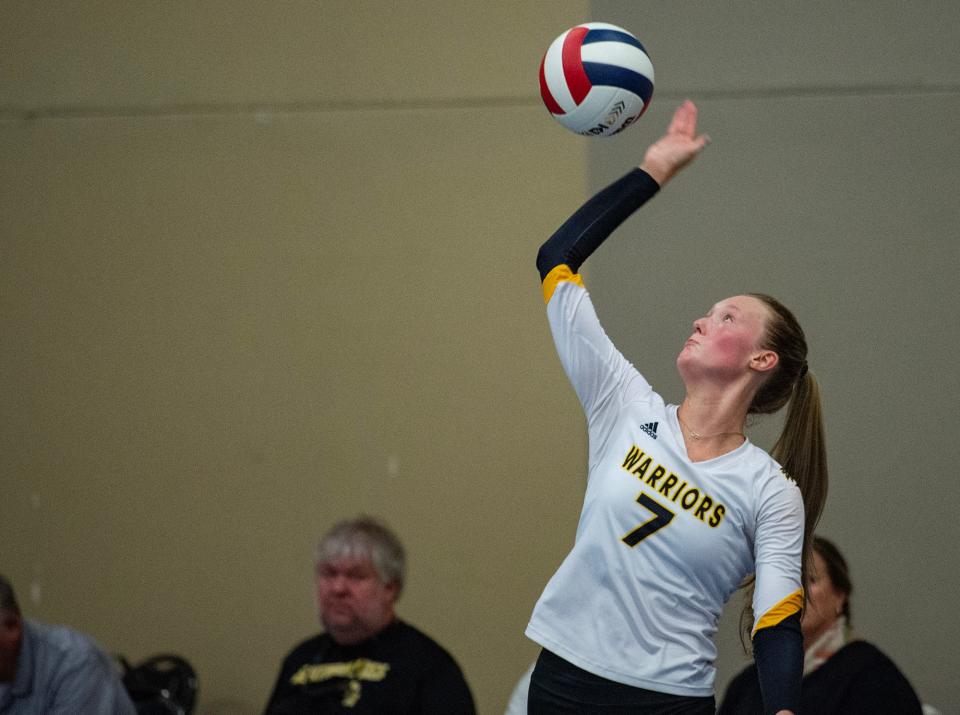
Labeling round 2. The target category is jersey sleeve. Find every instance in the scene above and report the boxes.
[546,279,652,426]
[753,612,802,714]
[751,473,805,635]
[536,168,660,290]
[535,169,661,425]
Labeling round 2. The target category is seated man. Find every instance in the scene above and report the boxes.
[0,574,137,714]
[263,516,475,714]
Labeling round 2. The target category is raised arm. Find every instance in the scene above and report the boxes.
[537,101,709,298]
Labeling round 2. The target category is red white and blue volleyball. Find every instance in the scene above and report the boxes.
[539,22,654,137]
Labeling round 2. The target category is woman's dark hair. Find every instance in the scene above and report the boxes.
[812,535,853,624]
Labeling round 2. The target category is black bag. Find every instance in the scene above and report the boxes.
[119,654,198,715]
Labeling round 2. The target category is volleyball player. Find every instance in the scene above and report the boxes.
[525,101,828,715]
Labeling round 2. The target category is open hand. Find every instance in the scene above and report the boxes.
[640,100,710,186]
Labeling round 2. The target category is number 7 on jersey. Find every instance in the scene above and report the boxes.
[622,491,675,546]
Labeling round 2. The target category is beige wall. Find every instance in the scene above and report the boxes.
[1,3,591,713]
[3,2,959,714]
[590,2,960,713]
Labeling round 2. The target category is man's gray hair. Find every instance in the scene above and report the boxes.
[0,575,20,618]
[316,516,406,597]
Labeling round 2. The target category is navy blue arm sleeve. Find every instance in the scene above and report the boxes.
[536,168,660,280]
[753,612,803,714]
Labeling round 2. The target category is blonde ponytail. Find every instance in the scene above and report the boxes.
[739,294,829,647]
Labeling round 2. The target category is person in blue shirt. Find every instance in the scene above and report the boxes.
[0,574,136,715]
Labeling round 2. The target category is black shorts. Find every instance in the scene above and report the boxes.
[528,649,715,715]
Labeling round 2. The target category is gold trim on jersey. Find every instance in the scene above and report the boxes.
[753,588,804,636]
[542,264,584,303]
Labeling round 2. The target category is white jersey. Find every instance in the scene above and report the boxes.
[525,276,804,697]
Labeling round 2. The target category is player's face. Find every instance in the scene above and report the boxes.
[316,555,397,645]
[801,551,846,645]
[676,295,773,381]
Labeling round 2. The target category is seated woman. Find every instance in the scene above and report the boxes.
[718,536,923,715]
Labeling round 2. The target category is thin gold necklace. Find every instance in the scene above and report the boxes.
[677,410,744,441]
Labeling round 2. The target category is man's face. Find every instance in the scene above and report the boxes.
[0,612,23,682]
[315,556,397,646]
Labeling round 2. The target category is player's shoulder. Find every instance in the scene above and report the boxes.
[745,450,800,494]
[738,449,803,517]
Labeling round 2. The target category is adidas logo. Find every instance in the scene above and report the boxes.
[639,422,659,440]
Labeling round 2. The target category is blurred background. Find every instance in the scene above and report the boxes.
[2,1,957,713]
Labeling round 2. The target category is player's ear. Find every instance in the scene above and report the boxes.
[750,349,778,373]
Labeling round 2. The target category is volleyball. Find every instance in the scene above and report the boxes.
[539,22,654,137]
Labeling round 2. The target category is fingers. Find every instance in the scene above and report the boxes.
[667,100,698,137]
[640,102,709,186]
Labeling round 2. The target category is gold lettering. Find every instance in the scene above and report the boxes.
[671,480,688,502]
[645,465,666,487]
[622,445,645,471]
[621,446,728,531]
[659,474,678,496]
[709,504,726,527]
[680,488,700,510]
[694,496,713,521]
